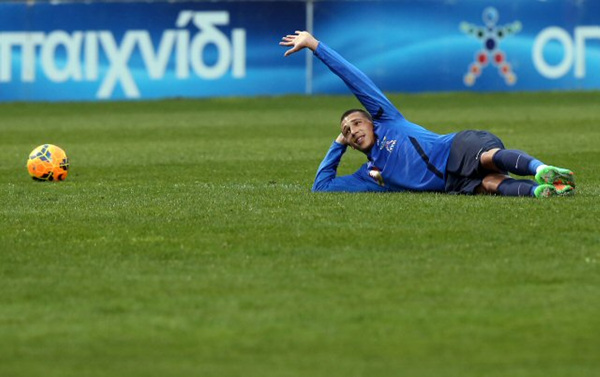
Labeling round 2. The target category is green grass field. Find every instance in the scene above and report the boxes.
[1,92,599,377]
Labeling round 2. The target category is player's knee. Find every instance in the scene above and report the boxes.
[481,173,509,193]
[480,148,502,171]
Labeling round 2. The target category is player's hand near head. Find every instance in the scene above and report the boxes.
[280,31,319,57]
[335,133,348,146]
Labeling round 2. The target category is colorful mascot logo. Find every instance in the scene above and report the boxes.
[460,7,521,86]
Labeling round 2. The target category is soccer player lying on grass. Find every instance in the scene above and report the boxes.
[280,31,575,198]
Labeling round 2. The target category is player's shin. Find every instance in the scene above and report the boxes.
[496,178,537,197]
[492,149,543,176]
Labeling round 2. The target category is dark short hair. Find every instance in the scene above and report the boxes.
[340,109,372,123]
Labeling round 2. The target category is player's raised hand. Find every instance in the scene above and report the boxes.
[279,31,319,57]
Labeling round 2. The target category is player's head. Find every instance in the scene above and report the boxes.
[340,109,375,153]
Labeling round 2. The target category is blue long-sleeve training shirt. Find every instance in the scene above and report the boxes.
[311,42,457,193]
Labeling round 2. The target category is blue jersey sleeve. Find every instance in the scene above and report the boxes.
[314,42,403,121]
[312,141,385,193]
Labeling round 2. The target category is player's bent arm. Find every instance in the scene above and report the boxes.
[312,141,383,192]
[313,173,382,193]
[313,42,402,121]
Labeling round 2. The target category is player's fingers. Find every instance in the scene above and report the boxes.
[283,46,299,57]
[280,38,294,46]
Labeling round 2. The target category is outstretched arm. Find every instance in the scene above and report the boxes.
[280,31,402,121]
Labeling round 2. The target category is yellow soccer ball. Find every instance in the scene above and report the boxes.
[27,144,70,181]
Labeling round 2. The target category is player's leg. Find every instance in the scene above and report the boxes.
[446,131,572,197]
[480,148,575,187]
[481,172,574,198]
[480,148,542,175]
[479,173,508,194]
[480,173,533,196]
[477,173,574,198]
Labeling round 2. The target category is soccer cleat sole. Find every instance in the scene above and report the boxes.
[554,184,575,197]
[534,184,575,198]
[535,166,575,187]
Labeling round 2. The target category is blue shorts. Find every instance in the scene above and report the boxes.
[445,130,506,194]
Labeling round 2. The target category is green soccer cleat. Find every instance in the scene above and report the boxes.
[533,183,575,198]
[535,165,576,187]
[554,183,575,197]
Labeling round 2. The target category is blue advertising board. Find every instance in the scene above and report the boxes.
[0,0,599,101]
[0,0,306,101]
[313,0,600,94]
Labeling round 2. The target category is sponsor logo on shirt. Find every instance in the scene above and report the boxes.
[378,136,397,153]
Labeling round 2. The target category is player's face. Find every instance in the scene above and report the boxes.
[341,112,375,153]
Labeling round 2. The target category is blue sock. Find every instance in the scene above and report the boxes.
[497,178,537,197]
[492,149,544,176]
[528,159,544,175]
